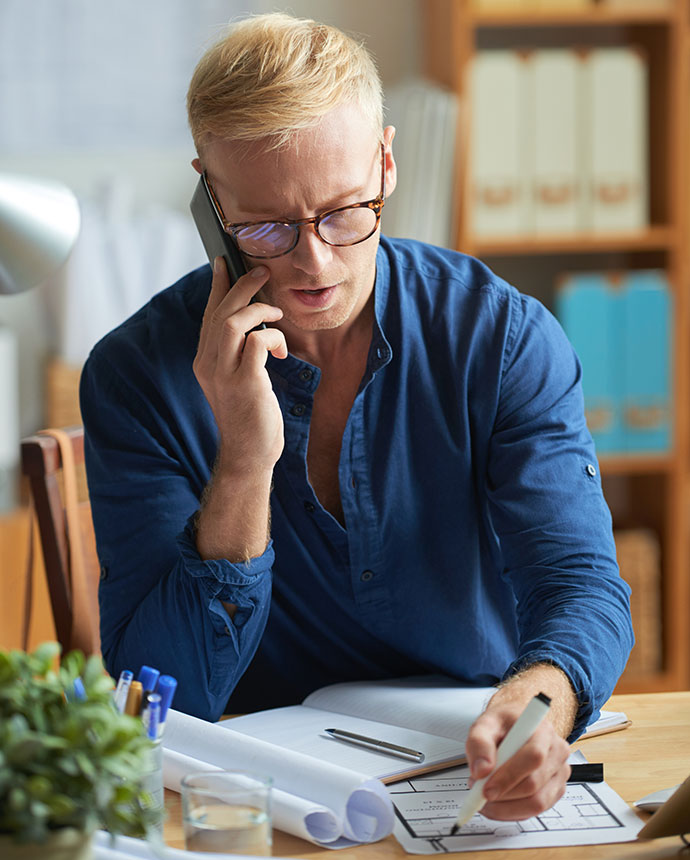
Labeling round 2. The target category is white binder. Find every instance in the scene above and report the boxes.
[530,49,584,235]
[470,50,530,237]
[583,47,648,233]
[383,80,458,248]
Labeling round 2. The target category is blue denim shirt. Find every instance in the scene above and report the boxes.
[81,236,632,736]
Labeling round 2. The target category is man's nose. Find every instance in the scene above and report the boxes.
[290,223,332,275]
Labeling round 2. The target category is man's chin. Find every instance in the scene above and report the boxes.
[260,286,350,332]
[280,305,352,332]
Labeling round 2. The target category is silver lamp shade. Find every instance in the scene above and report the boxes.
[0,173,81,294]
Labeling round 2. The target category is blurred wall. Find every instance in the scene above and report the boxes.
[0,0,422,437]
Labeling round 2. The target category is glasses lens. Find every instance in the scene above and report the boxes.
[234,222,297,258]
[318,207,378,246]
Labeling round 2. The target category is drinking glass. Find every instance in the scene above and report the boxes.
[180,771,272,855]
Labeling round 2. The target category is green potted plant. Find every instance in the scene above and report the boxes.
[0,641,162,859]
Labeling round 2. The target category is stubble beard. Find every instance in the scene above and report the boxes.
[260,278,364,333]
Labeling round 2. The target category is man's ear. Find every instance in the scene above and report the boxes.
[383,125,397,199]
[192,157,202,175]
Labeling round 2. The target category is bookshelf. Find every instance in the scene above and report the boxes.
[424,0,690,693]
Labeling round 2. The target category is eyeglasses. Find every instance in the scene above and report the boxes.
[205,144,386,259]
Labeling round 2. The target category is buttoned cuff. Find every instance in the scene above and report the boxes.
[177,515,275,588]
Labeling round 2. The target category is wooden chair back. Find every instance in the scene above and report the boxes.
[20,426,100,655]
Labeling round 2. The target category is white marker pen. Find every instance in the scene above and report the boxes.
[450,691,552,834]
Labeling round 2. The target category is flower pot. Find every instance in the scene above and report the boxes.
[0,828,94,860]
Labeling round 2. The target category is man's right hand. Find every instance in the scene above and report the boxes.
[193,257,288,566]
[193,257,288,477]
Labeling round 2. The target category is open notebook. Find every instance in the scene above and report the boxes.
[225,675,630,782]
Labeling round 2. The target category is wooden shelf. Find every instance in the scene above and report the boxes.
[470,226,676,257]
[425,0,690,695]
[472,4,675,28]
[614,669,684,694]
[598,452,674,476]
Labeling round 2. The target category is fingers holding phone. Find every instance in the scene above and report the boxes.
[204,259,276,339]
[190,170,282,354]
[194,258,287,474]
[210,259,287,372]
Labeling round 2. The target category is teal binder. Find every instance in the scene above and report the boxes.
[621,270,672,453]
[555,273,623,454]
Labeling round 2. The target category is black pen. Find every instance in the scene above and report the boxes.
[324,728,425,762]
[568,762,604,783]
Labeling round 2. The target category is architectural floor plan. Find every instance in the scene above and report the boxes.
[389,757,642,853]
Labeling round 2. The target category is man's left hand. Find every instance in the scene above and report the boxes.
[464,700,571,820]
[463,663,577,821]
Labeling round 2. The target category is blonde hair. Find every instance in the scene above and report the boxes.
[187,13,383,153]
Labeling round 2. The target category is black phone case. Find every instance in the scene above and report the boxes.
[190,175,247,284]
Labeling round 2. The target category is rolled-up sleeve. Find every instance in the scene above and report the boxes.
[81,341,274,721]
[486,292,633,739]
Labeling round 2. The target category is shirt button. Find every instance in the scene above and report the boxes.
[376,346,390,361]
[299,368,313,382]
[586,463,597,477]
[304,501,315,513]
[360,570,374,582]
[291,403,306,417]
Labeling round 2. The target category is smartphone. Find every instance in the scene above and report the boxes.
[190,174,247,284]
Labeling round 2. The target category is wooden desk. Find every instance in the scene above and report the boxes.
[162,692,690,858]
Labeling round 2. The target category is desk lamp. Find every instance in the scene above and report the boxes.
[0,173,80,295]
[0,173,80,510]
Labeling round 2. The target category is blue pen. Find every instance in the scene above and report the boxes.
[138,665,160,693]
[142,693,162,740]
[65,677,87,702]
[155,674,177,733]
[114,669,133,713]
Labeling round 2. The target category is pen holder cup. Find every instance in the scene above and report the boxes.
[141,738,164,836]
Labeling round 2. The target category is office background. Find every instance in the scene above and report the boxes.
[0,1,688,696]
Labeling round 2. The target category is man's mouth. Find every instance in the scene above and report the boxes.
[291,285,337,307]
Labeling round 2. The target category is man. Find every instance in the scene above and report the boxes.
[81,13,633,822]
